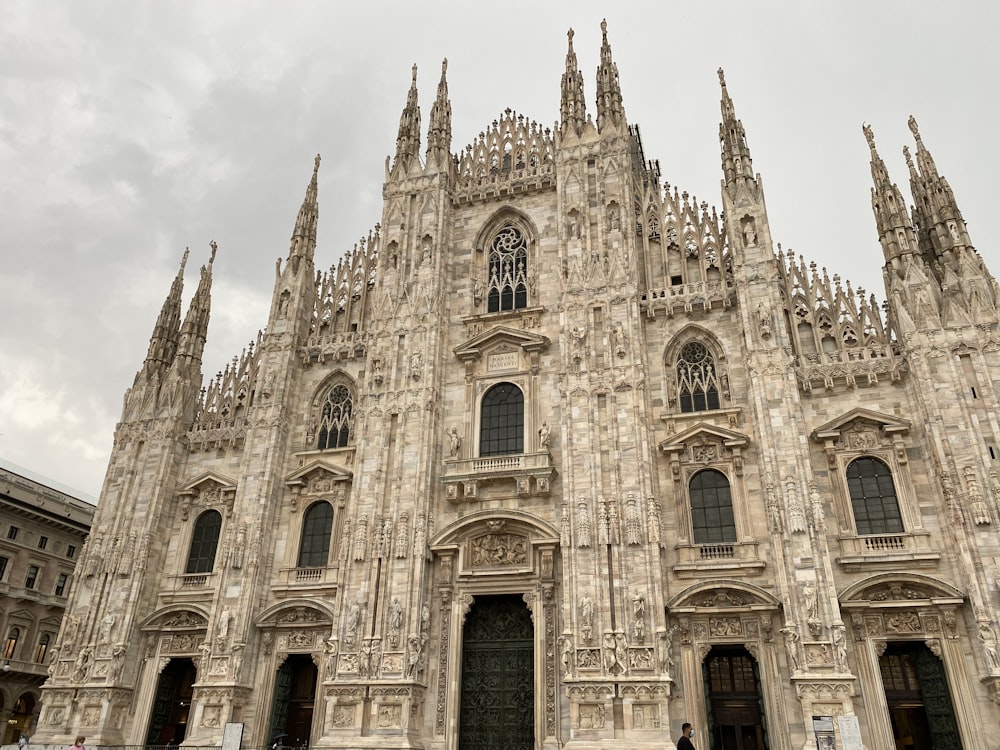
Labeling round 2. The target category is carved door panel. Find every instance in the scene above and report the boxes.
[913,646,962,750]
[459,595,534,750]
[268,658,294,745]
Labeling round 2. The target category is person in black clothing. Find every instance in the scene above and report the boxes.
[677,722,696,750]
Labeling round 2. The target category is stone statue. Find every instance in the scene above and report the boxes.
[580,596,595,641]
[538,422,551,450]
[447,428,462,458]
[781,627,799,672]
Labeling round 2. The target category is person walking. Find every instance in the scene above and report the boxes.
[676,722,696,750]
[70,736,86,750]
[18,734,28,750]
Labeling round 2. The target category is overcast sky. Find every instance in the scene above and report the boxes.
[2,1,997,500]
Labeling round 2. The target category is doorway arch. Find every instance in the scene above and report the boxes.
[267,654,318,747]
[703,645,769,750]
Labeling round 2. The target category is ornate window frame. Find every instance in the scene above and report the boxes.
[175,473,237,583]
[471,209,538,315]
[308,373,357,454]
[658,423,762,576]
[811,409,937,570]
[661,327,736,423]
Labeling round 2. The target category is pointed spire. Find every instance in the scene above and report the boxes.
[560,28,586,136]
[288,154,320,264]
[718,68,757,194]
[863,123,917,266]
[595,20,624,132]
[176,241,217,364]
[144,248,188,369]
[393,64,421,171]
[905,115,972,261]
[426,59,452,164]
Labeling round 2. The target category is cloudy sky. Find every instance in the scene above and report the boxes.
[2,1,997,500]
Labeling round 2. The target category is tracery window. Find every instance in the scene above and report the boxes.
[480,382,524,456]
[298,501,334,568]
[846,457,903,534]
[186,510,222,574]
[487,224,528,313]
[689,469,736,544]
[677,341,721,412]
[318,383,353,449]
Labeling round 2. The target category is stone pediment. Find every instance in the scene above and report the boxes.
[668,580,779,611]
[839,573,964,605]
[285,459,353,493]
[811,408,911,442]
[657,422,749,455]
[178,471,238,496]
[454,325,550,363]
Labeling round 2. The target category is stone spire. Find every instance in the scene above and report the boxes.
[393,64,421,172]
[288,154,321,265]
[425,59,452,167]
[905,115,972,261]
[560,28,586,136]
[595,19,624,133]
[144,248,188,370]
[864,123,918,266]
[175,241,217,365]
[718,68,757,196]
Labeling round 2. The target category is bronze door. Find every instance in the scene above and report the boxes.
[704,647,769,750]
[880,642,961,750]
[459,594,534,750]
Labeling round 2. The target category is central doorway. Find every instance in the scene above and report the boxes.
[879,642,961,750]
[145,657,196,745]
[267,654,318,748]
[703,646,769,750]
[459,594,534,750]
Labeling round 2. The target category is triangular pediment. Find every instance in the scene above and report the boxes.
[658,422,749,453]
[812,408,911,442]
[454,325,550,362]
[285,458,353,489]
[178,471,238,495]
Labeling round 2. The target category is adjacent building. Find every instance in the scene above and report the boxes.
[0,461,93,744]
[32,23,1000,750]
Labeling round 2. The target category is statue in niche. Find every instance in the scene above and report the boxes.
[388,597,404,637]
[757,302,771,339]
[559,635,574,675]
[742,218,757,247]
[633,591,646,642]
[580,596,595,642]
[832,624,848,672]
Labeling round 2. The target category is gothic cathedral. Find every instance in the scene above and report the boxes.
[34,23,1000,750]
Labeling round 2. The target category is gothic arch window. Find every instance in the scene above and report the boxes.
[846,457,903,535]
[3,626,18,658]
[480,382,524,456]
[487,223,528,313]
[689,469,736,544]
[298,501,334,568]
[317,383,354,449]
[676,341,721,412]
[186,510,222,574]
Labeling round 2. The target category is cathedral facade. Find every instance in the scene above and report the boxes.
[33,24,1000,750]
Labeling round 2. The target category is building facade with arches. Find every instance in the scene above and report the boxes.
[33,24,1000,750]
[0,462,93,744]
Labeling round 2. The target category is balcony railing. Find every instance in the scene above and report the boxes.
[835,531,940,571]
[442,451,554,501]
[673,541,764,577]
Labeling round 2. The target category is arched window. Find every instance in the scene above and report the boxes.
[3,626,18,658]
[186,510,222,574]
[690,469,736,544]
[677,341,721,413]
[487,224,528,313]
[846,457,903,534]
[298,501,334,568]
[318,383,354,449]
[35,632,50,663]
[480,383,524,456]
